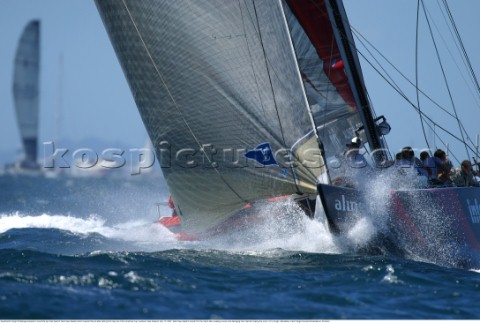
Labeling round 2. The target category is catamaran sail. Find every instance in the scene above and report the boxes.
[13,20,40,170]
[95,0,384,234]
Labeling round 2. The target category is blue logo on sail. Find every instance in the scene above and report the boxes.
[245,142,278,166]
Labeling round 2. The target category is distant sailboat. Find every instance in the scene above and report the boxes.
[12,20,41,171]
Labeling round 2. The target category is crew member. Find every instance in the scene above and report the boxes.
[158,195,181,231]
[168,195,178,217]
[452,160,479,187]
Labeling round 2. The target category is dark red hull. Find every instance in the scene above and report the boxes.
[318,184,480,267]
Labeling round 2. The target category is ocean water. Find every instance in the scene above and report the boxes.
[1,175,480,320]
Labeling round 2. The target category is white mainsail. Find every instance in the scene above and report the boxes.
[95,0,378,234]
[13,20,40,169]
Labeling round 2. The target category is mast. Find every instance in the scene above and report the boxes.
[55,54,63,146]
[325,0,389,165]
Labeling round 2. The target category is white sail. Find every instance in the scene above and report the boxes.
[13,20,40,169]
[96,1,330,233]
[94,0,384,234]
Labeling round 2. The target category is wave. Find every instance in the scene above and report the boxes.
[0,191,385,257]
[0,212,178,246]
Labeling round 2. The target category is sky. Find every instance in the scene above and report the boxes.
[1,0,479,167]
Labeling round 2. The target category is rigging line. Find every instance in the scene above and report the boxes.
[250,0,302,193]
[436,2,480,107]
[442,0,480,102]
[351,28,474,161]
[420,0,470,161]
[352,26,457,121]
[437,1,480,150]
[358,46,476,159]
[436,0,470,75]
[416,0,431,151]
[353,33,443,121]
[354,31,469,161]
[328,2,476,151]
[352,30,405,98]
[354,27,476,151]
[120,0,246,202]
[423,3,478,148]
[432,0,480,108]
